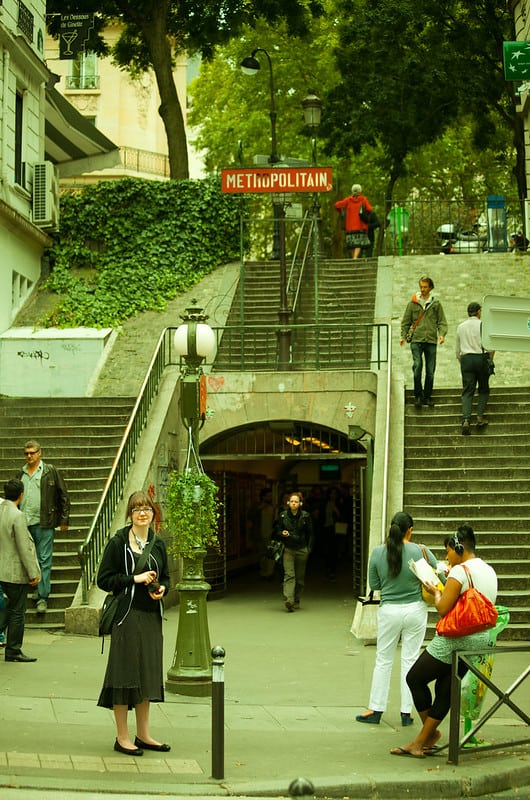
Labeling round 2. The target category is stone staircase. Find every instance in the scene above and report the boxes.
[0,397,135,628]
[402,386,530,640]
[214,257,378,370]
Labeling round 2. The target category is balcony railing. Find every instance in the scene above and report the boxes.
[120,147,170,178]
[65,76,100,90]
[17,0,34,42]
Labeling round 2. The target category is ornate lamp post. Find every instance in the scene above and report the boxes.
[166,302,217,696]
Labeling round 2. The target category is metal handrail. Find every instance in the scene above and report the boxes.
[287,210,315,315]
[78,321,389,601]
[78,328,171,603]
[381,323,392,546]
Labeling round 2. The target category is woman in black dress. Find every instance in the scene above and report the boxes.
[97,490,170,756]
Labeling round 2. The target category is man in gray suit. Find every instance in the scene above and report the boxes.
[0,479,41,662]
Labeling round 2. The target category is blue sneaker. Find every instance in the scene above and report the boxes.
[0,631,6,647]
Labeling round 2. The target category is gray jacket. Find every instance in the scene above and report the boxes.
[0,500,41,584]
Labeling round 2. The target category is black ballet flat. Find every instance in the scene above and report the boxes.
[114,739,143,756]
[134,736,171,752]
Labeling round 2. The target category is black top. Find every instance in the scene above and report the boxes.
[274,508,314,551]
[97,524,170,618]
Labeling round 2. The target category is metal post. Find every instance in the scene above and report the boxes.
[211,645,225,779]
[277,203,291,368]
[448,650,462,764]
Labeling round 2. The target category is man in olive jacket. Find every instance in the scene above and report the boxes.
[400,275,448,408]
[0,479,41,662]
[18,439,70,616]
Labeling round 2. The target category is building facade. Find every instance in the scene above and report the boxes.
[0,1,120,335]
[45,20,196,183]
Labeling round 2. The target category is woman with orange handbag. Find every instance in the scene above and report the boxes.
[390,524,497,759]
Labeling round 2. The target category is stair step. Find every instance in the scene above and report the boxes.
[404,386,530,641]
[0,396,135,629]
[216,257,378,372]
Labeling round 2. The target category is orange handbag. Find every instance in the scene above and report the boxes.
[436,565,497,638]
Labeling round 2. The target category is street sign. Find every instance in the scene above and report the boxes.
[503,41,530,80]
[221,167,333,194]
[482,294,530,352]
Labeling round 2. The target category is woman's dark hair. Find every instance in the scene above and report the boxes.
[386,511,414,578]
[444,523,476,555]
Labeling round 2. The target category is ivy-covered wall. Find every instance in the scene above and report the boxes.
[44,176,240,328]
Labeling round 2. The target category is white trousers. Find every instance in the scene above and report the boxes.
[368,600,428,714]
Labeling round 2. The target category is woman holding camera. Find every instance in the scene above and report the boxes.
[97,490,170,756]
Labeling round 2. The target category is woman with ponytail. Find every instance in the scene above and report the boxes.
[355,512,437,727]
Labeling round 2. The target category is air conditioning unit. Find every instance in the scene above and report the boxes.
[32,161,59,228]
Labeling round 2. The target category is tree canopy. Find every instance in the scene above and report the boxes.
[46,0,324,179]
[322,0,520,201]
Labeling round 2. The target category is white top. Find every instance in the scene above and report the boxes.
[455,315,483,358]
[448,557,498,603]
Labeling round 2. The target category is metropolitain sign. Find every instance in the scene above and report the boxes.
[221,167,333,194]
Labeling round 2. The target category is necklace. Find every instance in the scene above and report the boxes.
[132,532,147,552]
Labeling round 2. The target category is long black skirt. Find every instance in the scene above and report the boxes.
[97,608,164,710]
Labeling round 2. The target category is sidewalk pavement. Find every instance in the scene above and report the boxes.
[0,571,528,799]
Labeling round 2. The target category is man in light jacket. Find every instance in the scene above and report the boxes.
[0,479,41,662]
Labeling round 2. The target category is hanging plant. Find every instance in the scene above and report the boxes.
[165,469,220,558]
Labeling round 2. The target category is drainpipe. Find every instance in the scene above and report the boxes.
[1,47,10,190]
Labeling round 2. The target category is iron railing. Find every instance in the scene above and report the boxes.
[213,322,389,372]
[445,646,530,765]
[78,322,390,601]
[376,196,524,256]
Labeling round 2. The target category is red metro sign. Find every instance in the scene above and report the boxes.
[221,167,333,194]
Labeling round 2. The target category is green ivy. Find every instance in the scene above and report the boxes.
[43,176,241,328]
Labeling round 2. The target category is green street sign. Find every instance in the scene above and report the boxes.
[503,41,530,80]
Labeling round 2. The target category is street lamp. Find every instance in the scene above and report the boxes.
[241,47,281,259]
[240,48,279,165]
[166,302,216,696]
[301,90,322,166]
[302,91,323,323]
[241,47,293,367]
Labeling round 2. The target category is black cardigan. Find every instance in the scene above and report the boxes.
[97,525,170,619]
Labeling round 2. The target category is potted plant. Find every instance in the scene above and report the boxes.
[165,469,220,559]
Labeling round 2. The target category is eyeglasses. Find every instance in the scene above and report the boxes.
[24,450,40,456]
[131,507,153,514]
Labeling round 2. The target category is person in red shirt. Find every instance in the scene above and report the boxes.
[335,183,373,259]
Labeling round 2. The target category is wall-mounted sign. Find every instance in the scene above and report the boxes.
[503,41,530,80]
[59,14,95,59]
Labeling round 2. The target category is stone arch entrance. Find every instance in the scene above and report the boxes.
[200,418,371,595]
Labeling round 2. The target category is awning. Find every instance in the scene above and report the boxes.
[45,86,121,177]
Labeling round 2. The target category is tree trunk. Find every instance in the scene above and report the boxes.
[141,7,189,180]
